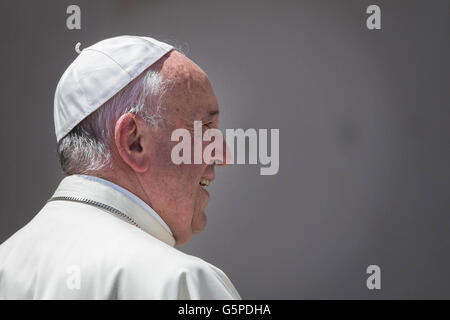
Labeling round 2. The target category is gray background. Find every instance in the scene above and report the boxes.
[0,0,449,299]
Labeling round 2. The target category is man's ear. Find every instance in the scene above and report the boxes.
[114,113,150,173]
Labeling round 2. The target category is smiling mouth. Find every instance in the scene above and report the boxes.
[199,178,211,187]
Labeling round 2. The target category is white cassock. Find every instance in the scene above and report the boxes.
[0,175,241,299]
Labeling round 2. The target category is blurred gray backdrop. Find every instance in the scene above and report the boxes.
[0,0,449,299]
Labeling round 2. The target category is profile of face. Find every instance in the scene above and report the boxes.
[113,51,228,245]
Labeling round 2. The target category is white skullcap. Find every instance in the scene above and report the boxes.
[54,35,173,142]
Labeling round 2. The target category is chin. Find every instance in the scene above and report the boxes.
[174,211,207,245]
[192,210,207,234]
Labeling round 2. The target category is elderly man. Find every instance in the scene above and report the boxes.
[0,36,240,299]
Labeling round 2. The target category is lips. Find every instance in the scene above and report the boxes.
[199,178,211,187]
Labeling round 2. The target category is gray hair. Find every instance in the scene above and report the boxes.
[57,69,169,175]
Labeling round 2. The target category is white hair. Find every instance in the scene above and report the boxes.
[57,69,169,175]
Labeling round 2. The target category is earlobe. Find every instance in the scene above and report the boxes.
[114,113,150,173]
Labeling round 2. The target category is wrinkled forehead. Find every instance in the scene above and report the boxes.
[158,51,219,122]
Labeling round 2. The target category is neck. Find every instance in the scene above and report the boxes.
[90,164,183,246]
[93,166,154,212]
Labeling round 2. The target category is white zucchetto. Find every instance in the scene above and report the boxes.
[54,35,173,142]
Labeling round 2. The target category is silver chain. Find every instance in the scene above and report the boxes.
[47,196,141,230]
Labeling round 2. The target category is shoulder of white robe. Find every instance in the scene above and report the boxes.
[174,260,242,300]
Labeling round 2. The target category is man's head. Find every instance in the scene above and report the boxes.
[57,49,227,245]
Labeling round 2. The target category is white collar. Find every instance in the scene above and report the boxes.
[77,175,173,235]
[52,175,176,247]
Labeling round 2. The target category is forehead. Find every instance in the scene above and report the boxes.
[160,51,219,121]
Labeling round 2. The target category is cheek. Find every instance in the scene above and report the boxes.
[151,133,207,208]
